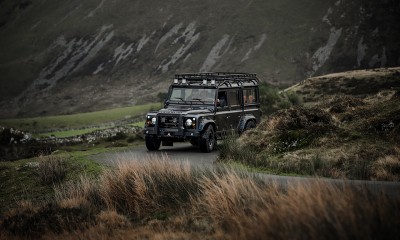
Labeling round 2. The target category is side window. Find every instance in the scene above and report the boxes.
[217,91,227,107]
[228,90,240,106]
[243,88,257,105]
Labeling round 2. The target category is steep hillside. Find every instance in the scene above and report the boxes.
[0,0,399,118]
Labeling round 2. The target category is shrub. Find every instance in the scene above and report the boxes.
[287,92,301,106]
[239,107,336,154]
[327,95,365,114]
[371,147,400,181]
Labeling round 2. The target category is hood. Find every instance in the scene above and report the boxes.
[158,106,213,115]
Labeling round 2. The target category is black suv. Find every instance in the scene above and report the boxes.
[144,72,261,152]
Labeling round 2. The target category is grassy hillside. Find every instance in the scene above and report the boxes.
[0,103,159,133]
[219,67,400,181]
[285,67,400,106]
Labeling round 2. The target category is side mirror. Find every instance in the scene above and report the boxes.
[164,100,169,108]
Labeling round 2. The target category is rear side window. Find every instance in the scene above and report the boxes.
[228,90,240,106]
[243,88,257,104]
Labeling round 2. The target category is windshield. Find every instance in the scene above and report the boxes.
[169,87,216,103]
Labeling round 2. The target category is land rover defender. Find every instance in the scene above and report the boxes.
[144,72,261,152]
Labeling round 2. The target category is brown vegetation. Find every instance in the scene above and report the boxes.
[37,155,67,184]
[1,157,399,239]
[221,91,400,180]
[223,67,400,180]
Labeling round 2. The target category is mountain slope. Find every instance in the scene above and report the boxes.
[0,0,399,118]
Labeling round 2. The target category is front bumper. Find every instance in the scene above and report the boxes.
[144,127,201,140]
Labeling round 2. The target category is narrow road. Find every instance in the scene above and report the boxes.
[91,142,219,168]
[91,143,400,198]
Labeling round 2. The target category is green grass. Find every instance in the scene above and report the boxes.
[129,121,145,127]
[35,121,145,138]
[0,146,113,212]
[36,127,109,138]
[0,103,159,133]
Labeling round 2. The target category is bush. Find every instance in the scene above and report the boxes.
[287,92,301,106]
[327,95,365,114]
[240,107,336,154]
[218,133,259,166]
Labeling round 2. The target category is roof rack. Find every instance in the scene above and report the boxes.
[173,72,259,87]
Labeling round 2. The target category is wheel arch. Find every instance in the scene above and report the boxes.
[199,119,216,133]
[238,114,257,133]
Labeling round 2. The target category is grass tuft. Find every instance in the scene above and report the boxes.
[98,157,199,218]
[37,155,68,185]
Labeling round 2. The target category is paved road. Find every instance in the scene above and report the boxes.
[91,142,400,198]
[91,142,219,168]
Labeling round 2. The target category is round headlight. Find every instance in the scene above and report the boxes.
[151,117,157,125]
[185,119,192,127]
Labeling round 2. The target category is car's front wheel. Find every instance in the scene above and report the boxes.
[145,135,161,151]
[199,125,215,152]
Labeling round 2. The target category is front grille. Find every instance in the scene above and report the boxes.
[158,115,180,129]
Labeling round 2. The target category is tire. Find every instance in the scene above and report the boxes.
[199,125,215,153]
[243,120,256,132]
[145,135,161,151]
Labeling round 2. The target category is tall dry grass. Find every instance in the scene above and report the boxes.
[98,156,199,218]
[53,155,202,219]
[371,147,400,181]
[1,156,399,239]
[37,155,68,184]
[195,173,400,239]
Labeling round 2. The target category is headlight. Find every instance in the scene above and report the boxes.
[185,119,192,127]
[146,115,156,127]
[184,117,196,129]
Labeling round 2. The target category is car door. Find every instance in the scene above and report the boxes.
[226,89,242,131]
[215,90,229,133]
[215,89,242,133]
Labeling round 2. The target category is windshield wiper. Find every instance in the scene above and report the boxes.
[192,98,204,103]
[174,97,185,102]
